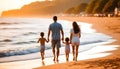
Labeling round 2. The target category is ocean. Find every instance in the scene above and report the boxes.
[0,17,115,63]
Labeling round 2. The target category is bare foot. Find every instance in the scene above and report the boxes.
[66,58,69,61]
[53,57,55,61]
[73,56,75,61]
[75,57,77,61]
[56,58,59,62]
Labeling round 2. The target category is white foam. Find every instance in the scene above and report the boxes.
[0,45,119,69]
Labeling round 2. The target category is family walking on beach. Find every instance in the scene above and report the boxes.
[38,16,81,62]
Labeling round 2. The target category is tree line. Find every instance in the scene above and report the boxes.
[65,0,120,14]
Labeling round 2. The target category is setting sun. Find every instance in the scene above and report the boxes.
[0,0,45,15]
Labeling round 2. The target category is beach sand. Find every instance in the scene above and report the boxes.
[0,17,120,69]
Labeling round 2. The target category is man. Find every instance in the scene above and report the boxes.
[48,16,64,62]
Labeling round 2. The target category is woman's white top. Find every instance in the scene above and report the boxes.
[70,29,80,46]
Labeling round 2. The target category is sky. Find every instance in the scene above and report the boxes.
[0,0,46,15]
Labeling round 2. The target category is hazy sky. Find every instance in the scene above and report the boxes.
[0,0,45,15]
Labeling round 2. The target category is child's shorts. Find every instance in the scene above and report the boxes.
[40,45,45,52]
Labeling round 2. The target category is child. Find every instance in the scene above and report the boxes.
[37,32,48,60]
[63,37,70,61]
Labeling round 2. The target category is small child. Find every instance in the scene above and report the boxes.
[37,32,48,60]
[63,37,70,61]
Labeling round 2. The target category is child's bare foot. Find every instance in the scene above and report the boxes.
[66,58,69,61]
[53,57,55,61]
[73,57,75,61]
[42,56,44,60]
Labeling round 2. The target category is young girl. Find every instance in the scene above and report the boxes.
[63,37,70,61]
[37,32,48,60]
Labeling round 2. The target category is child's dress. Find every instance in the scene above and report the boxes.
[65,44,70,53]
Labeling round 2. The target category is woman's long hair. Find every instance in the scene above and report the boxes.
[72,21,80,34]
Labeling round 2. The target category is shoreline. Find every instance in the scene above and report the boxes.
[0,16,120,69]
[60,16,120,44]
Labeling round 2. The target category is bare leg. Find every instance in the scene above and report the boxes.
[75,45,79,61]
[66,52,68,61]
[68,54,69,61]
[56,47,59,61]
[67,53,69,61]
[72,45,75,61]
[52,47,55,61]
[65,52,67,61]
[40,52,42,60]
[41,52,44,60]
[43,51,45,60]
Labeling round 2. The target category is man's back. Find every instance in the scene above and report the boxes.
[49,22,62,40]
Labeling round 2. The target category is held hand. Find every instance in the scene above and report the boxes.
[62,37,64,41]
[47,38,49,42]
[70,40,72,44]
[62,40,64,44]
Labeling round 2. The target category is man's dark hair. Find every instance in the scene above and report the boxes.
[53,16,57,22]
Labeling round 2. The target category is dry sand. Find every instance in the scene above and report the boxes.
[35,17,120,69]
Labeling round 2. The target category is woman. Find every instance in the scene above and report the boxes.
[70,21,81,61]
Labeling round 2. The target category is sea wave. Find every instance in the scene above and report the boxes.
[12,41,36,45]
[0,47,40,57]
[0,39,111,58]
[81,40,104,45]
[0,39,12,42]
[0,28,20,30]
[23,32,37,36]
[0,22,18,25]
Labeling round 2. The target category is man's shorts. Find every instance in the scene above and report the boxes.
[51,40,61,48]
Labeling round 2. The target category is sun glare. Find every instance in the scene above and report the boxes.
[0,0,45,15]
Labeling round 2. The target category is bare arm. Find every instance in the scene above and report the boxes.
[37,38,40,43]
[79,32,81,38]
[62,41,65,44]
[47,29,50,42]
[45,38,48,43]
[61,29,64,41]
[70,33,72,44]
[79,28,81,38]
